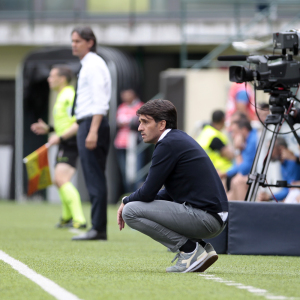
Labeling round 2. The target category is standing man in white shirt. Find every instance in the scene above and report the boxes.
[70,26,111,240]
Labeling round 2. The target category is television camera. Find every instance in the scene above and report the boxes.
[218,30,300,201]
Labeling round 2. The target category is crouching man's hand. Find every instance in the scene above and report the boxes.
[117,203,125,231]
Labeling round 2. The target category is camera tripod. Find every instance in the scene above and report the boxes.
[245,89,300,201]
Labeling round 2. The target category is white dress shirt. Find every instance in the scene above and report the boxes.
[75,52,111,120]
[158,129,171,142]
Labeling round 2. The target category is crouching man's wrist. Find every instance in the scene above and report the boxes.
[122,196,128,205]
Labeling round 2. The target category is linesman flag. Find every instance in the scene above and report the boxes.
[23,144,52,196]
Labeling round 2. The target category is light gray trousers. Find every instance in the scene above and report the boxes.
[122,200,225,252]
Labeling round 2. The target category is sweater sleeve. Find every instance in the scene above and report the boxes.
[155,188,173,201]
[123,141,177,204]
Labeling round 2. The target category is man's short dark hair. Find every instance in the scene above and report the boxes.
[52,64,73,84]
[233,119,252,131]
[72,26,97,52]
[212,110,225,123]
[137,99,177,129]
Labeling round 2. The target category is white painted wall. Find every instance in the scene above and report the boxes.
[0,146,13,199]
[185,69,229,136]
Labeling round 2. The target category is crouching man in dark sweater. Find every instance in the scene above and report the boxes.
[117,99,228,273]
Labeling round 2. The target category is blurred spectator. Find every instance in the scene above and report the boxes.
[226,103,270,200]
[220,119,258,194]
[114,89,144,193]
[257,138,300,202]
[196,110,233,173]
[226,82,256,122]
[227,111,249,134]
[275,145,300,204]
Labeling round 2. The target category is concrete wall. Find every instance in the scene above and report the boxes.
[185,69,229,137]
[0,46,39,79]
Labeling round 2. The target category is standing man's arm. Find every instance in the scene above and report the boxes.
[85,114,103,150]
[85,62,111,150]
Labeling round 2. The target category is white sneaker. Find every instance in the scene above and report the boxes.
[166,243,208,273]
[190,243,218,272]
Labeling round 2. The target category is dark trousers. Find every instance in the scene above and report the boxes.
[77,117,110,232]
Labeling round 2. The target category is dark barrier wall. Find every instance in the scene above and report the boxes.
[204,201,300,256]
[228,201,300,256]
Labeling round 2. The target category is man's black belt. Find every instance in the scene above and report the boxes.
[77,116,93,124]
[208,212,224,227]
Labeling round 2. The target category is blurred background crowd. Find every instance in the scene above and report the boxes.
[1,0,300,204]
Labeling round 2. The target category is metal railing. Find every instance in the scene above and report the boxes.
[1,0,300,22]
[180,0,300,68]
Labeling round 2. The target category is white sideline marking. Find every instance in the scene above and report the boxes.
[199,274,298,300]
[0,250,83,300]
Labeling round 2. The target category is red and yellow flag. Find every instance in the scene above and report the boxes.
[23,144,52,196]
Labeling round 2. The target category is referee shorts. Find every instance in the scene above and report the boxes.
[55,136,78,168]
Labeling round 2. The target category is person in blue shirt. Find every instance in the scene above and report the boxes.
[257,137,300,201]
[220,119,258,193]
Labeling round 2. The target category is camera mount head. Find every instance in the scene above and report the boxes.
[218,30,300,93]
[273,29,300,55]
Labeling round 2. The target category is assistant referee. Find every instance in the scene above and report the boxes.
[31,65,86,229]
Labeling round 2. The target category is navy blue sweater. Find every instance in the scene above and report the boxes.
[124,129,228,214]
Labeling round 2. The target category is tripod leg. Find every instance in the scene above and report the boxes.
[246,123,281,201]
[245,125,268,201]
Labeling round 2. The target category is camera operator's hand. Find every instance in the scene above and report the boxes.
[257,191,271,202]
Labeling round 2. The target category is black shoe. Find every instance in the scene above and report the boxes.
[72,229,107,241]
[56,218,72,228]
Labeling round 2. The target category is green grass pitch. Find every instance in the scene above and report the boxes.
[0,200,299,300]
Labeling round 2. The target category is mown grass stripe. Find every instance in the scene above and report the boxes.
[0,250,83,300]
